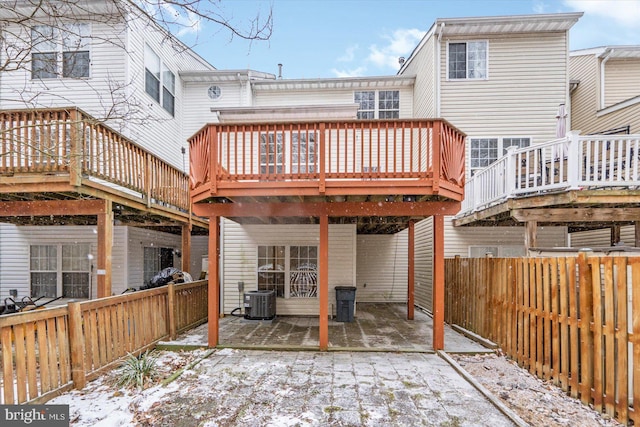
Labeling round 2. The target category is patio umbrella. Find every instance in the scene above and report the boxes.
[555,103,567,158]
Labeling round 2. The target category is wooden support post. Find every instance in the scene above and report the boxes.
[319,214,329,350]
[524,221,537,252]
[577,251,594,406]
[181,223,191,273]
[68,302,86,389]
[208,216,220,348]
[97,200,113,298]
[611,224,621,246]
[168,283,176,340]
[636,222,640,247]
[407,220,415,320]
[433,215,445,350]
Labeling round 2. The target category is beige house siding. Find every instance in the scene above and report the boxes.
[414,218,568,313]
[441,32,568,177]
[402,37,437,117]
[414,218,433,311]
[221,221,356,316]
[571,54,640,134]
[604,59,640,107]
[356,232,408,302]
[569,54,598,133]
[570,226,636,248]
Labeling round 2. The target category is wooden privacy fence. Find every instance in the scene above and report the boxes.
[0,280,207,405]
[445,255,640,425]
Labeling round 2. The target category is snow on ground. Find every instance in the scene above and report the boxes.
[49,347,622,426]
[50,350,205,426]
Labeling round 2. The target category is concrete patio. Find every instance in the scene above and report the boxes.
[161,303,491,353]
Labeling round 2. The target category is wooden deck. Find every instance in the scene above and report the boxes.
[190,119,466,351]
[0,107,208,296]
[189,119,466,234]
[455,131,640,232]
[0,108,203,229]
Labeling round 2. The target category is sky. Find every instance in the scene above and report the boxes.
[177,0,640,79]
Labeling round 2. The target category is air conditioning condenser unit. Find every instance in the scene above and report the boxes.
[244,290,276,320]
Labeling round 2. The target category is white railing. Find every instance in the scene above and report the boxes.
[459,131,640,216]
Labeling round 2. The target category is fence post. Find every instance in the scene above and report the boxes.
[168,283,176,340]
[577,250,594,406]
[67,302,86,390]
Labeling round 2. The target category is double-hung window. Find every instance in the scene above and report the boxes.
[469,136,530,174]
[448,41,487,80]
[30,244,91,298]
[31,24,90,79]
[355,90,399,119]
[145,44,175,116]
[258,245,318,298]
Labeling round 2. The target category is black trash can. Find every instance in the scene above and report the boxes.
[335,286,356,322]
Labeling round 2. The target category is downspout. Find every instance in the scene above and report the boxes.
[599,48,613,110]
[246,71,254,107]
[435,22,445,117]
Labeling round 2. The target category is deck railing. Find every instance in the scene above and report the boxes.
[445,255,640,425]
[189,119,466,198]
[459,131,640,215]
[0,280,207,404]
[0,108,189,211]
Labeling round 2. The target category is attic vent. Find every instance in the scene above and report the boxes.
[208,85,222,100]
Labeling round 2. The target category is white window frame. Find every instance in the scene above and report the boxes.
[469,136,530,173]
[31,24,91,79]
[355,90,400,119]
[30,244,92,298]
[446,40,488,80]
[144,43,175,116]
[257,245,318,299]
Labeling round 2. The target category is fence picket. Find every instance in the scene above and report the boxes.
[444,255,640,426]
[0,281,207,405]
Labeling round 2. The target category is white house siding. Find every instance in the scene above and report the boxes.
[570,54,640,134]
[252,87,414,119]
[356,232,408,302]
[182,81,246,141]
[569,225,636,248]
[221,220,356,316]
[0,224,99,298]
[125,227,181,290]
[0,223,31,299]
[604,59,640,107]
[401,37,437,117]
[0,20,127,117]
[124,18,213,172]
[0,224,187,298]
